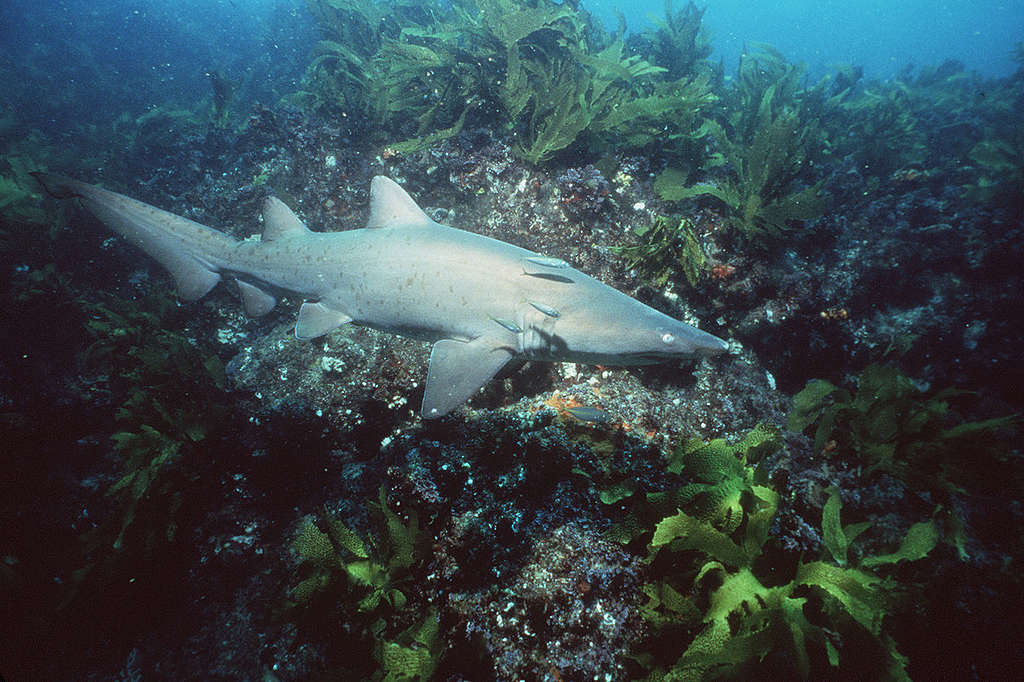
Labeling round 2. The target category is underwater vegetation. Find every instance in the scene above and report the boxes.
[611,214,706,287]
[290,0,1021,251]
[639,0,713,81]
[0,227,248,673]
[58,288,231,616]
[594,424,937,680]
[207,70,238,129]
[655,44,827,242]
[287,488,442,680]
[787,363,1019,557]
[78,291,227,547]
[1,0,1021,679]
[965,128,1024,216]
[817,56,1024,218]
[296,0,717,162]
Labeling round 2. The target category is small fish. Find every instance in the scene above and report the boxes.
[528,300,560,318]
[524,255,569,268]
[566,405,613,423]
[490,316,522,334]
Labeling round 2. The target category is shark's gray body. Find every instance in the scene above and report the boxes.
[36,173,729,418]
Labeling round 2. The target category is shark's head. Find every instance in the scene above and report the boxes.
[539,287,730,366]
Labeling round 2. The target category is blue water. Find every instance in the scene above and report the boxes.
[2,0,1019,129]
[0,0,314,131]
[589,0,1022,79]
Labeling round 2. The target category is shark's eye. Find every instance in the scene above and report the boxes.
[662,333,675,344]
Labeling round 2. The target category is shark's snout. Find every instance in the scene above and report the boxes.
[651,322,730,361]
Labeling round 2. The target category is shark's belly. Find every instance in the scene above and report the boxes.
[231,225,573,348]
[332,228,553,344]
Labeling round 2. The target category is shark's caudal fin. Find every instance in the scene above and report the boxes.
[33,172,233,300]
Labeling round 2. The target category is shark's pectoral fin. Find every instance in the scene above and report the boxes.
[236,279,277,317]
[295,301,352,340]
[422,337,515,419]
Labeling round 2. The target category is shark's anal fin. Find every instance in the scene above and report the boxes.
[236,279,277,317]
[295,301,352,340]
[422,337,514,419]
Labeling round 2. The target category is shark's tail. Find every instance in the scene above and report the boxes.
[33,172,236,301]
[32,172,84,200]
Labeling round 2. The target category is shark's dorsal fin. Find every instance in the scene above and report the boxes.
[367,176,432,229]
[262,197,312,241]
[422,337,514,418]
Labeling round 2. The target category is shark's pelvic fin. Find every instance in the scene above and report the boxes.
[261,197,312,241]
[295,301,353,340]
[367,176,433,229]
[422,337,515,419]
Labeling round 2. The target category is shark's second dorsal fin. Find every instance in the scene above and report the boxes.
[262,197,312,241]
[367,176,432,229]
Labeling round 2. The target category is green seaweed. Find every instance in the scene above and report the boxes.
[367,28,493,147]
[655,45,827,241]
[378,609,443,681]
[591,69,717,161]
[56,289,230,623]
[592,420,947,679]
[831,82,926,178]
[296,0,715,163]
[658,423,781,536]
[638,474,934,679]
[787,364,1018,509]
[287,487,442,677]
[206,70,237,128]
[645,0,714,81]
[126,107,206,154]
[505,28,670,163]
[286,39,369,115]
[79,291,227,553]
[305,0,389,58]
[964,130,1024,215]
[291,488,422,613]
[611,214,706,287]
[602,424,780,550]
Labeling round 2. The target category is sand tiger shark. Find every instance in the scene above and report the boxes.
[34,173,729,418]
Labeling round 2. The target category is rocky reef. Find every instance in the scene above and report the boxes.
[1,1,1021,680]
